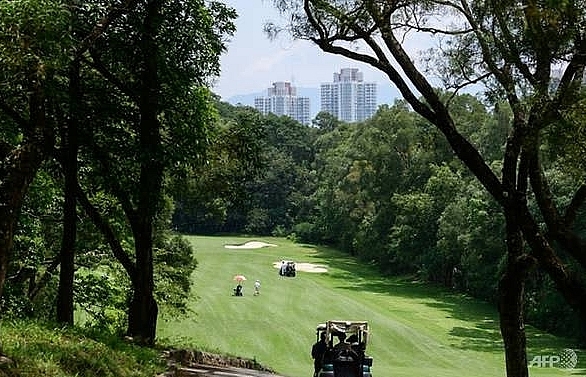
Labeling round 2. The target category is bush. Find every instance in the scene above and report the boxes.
[291,222,318,243]
[154,234,198,316]
[244,208,272,235]
[271,225,289,238]
[75,269,128,334]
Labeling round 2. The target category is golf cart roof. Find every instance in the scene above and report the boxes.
[317,320,369,335]
[327,320,368,332]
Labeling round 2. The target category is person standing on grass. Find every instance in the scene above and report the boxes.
[254,280,261,295]
[312,332,327,377]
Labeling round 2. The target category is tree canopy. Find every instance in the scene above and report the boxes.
[0,0,236,345]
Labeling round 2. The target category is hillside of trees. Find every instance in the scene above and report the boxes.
[174,97,586,344]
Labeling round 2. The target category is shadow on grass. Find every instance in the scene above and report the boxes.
[301,244,580,356]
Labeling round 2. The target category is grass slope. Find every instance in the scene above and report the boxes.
[157,235,584,377]
[0,320,164,377]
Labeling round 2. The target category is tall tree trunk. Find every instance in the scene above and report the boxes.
[126,0,162,345]
[499,210,534,377]
[127,229,158,344]
[56,58,80,324]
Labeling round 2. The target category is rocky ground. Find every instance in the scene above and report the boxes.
[159,349,286,377]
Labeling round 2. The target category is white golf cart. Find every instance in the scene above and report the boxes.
[315,320,373,377]
[279,260,296,277]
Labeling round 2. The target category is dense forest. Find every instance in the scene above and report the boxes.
[1,2,586,377]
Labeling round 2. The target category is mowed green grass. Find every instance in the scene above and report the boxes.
[157,236,584,377]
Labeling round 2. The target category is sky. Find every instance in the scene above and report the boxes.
[211,0,399,101]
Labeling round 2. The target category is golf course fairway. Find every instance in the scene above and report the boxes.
[156,235,584,377]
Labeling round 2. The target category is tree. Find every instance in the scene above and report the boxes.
[74,0,235,343]
[0,0,229,343]
[312,111,341,132]
[0,0,142,319]
[245,114,317,235]
[268,2,586,376]
[0,0,68,302]
[172,103,266,234]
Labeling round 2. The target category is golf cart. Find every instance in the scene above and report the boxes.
[279,260,296,277]
[315,320,373,377]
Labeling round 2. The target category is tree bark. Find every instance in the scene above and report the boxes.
[499,208,534,377]
[56,58,81,325]
[125,0,163,345]
[127,230,158,344]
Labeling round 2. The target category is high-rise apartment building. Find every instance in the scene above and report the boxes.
[254,82,311,125]
[320,68,377,122]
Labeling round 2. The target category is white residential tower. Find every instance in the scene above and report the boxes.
[320,68,377,122]
[254,82,311,125]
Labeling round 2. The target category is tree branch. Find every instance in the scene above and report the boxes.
[564,184,586,227]
[28,257,60,300]
[84,51,138,101]
[526,134,586,268]
[85,139,138,224]
[75,182,137,279]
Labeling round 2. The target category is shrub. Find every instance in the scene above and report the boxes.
[292,222,318,243]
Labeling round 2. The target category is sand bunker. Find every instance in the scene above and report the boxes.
[225,241,277,249]
[273,261,328,273]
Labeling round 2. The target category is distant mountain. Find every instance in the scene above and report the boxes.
[224,92,263,108]
[223,84,401,120]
